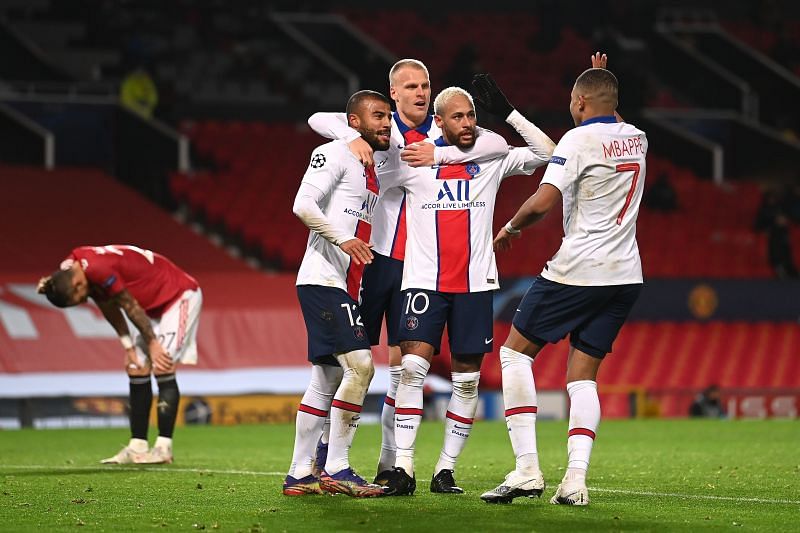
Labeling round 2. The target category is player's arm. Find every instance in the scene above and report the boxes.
[96,298,142,371]
[494,136,577,251]
[308,112,373,166]
[293,158,374,265]
[114,290,173,373]
[432,127,509,165]
[472,73,555,163]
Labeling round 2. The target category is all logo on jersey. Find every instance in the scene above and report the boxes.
[421,163,486,210]
[437,180,470,202]
[310,153,326,169]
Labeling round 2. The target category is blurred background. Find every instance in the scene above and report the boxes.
[0,0,798,429]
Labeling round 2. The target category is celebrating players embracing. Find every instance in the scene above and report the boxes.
[283,90,394,498]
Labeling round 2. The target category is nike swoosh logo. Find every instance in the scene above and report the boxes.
[396,417,414,422]
[397,144,404,149]
[454,424,471,430]
[484,338,493,344]
[515,309,522,312]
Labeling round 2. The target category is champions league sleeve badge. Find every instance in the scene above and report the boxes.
[310,153,326,169]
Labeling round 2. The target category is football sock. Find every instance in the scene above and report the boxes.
[377,365,402,473]
[325,349,374,475]
[129,376,153,441]
[154,435,172,451]
[320,417,330,446]
[155,374,180,439]
[435,371,480,473]
[565,380,600,481]
[288,364,342,479]
[394,354,430,476]
[500,346,541,474]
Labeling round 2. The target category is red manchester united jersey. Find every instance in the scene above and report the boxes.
[66,245,198,318]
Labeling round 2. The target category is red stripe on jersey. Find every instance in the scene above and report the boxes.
[395,407,423,416]
[504,406,538,417]
[403,129,427,144]
[384,396,396,406]
[446,411,474,424]
[298,404,328,417]
[332,399,363,413]
[345,219,372,301]
[436,210,470,292]
[568,428,597,440]
[365,165,379,194]
[389,193,407,261]
[437,164,473,180]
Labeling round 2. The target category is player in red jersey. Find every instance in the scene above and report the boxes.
[37,245,202,464]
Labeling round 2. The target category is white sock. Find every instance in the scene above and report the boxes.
[154,436,172,450]
[435,371,480,473]
[287,364,342,479]
[500,346,540,474]
[394,354,430,476]
[320,417,330,446]
[325,349,375,475]
[128,438,148,453]
[377,365,402,473]
[565,379,600,482]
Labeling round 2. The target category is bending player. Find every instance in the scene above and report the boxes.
[381,78,555,496]
[307,58,509,491]
[283,90,393,498]
[481,53,646,506]
[37,245,202,464]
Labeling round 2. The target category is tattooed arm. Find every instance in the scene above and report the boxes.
[114,290,173,373]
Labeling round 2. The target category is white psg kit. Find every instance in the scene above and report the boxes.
[394,139,550,293]
[307,111,509,260]
[295,140,381,299]
[540,116,647,286]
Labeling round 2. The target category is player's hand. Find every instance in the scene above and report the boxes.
[493,227,521,252]
[591,52,608,69]
[149,340,175,374]
[471,73,515,119]
[348,137,374,166]
[125,347,143,372]
[340,238,374,266]
[401,142,435,167]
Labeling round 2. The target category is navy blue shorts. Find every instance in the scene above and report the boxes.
[360,253,404,346]
[297,285,371,366]
[512,276,642,359]
[397,289,495,354]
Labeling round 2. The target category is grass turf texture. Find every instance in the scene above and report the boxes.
[1,420,797,532]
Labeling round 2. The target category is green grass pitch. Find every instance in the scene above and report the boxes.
[1,419,798,532]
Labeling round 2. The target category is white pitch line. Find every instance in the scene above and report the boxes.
[591,487,799,505]
[2,465,798,506]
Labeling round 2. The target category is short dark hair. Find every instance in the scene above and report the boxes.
[345,90,391,116]
[43,269,75,308]
[575,68,618,106]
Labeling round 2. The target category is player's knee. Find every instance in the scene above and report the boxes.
[337,349,374,385]
[400,354,430,388]
[452,372,480,400]
[499,346,533,370]
[126,362,151,378]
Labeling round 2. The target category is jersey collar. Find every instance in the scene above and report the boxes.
[434,136,449,147]
[394,111,433,135]
[579,115,617,126]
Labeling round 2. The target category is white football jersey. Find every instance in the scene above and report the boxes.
[370,112,441,260]
[539,116,647,286]
[296,140,382,299]
[395,139,550,293]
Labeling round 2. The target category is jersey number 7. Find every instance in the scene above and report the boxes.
[615,163,641,225]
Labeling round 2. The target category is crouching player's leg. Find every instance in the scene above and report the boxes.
[133,288,203,465]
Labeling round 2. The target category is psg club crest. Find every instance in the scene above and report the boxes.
[465,162,480,176]
[405,316,419,331]
[310,153,326,169]
[353,326,366,340]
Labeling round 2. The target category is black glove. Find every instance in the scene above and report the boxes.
[471,73,514,118]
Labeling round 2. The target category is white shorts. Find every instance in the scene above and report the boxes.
[135,288,203,366]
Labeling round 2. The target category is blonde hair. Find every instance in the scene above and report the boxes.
[433,86,474,116]
[389,59,430,87]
